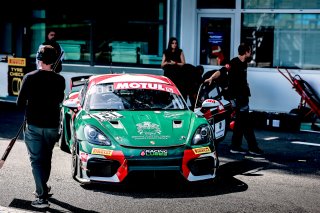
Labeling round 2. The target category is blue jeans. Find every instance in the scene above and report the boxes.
[24,124,60,199]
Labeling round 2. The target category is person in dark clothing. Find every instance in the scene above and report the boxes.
[203,64,231,101]
[228,43,263,155]
[161,37,187,98]
[161,37,204,109]
[161,37,186,68]
[17,45,65,208]
[36,30,64,73]
[184,64,204,110]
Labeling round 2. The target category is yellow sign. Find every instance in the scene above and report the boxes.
[91,148,113,156]
[8,57,26,96]
[8,58,26,67]
[192,146,211,155]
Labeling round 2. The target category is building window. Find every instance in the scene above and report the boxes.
[29,0,166,67]
[241,13,320,69]
[197,0,235,9]
[242,0,320,9]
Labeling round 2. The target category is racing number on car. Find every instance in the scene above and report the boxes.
[214,120,225,139]
[96,85,114,93]
[92,111,123,121]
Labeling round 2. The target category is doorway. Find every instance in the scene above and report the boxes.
[197,14,234,66]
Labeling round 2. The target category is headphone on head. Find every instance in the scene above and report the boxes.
[37,46,57,65]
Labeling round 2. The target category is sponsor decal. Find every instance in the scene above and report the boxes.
[8,57,26,67]
[136,121,161,135]
[214,120,225,139]
[132,135,170,140]
[114,82,179,94]
[140,149,168,157]
[7,57,27,96]
[91,148,113,156]
[205,99,216,103]
[192,146,211,155]
[92,111,123,121]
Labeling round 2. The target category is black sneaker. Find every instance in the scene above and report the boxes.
[230,147,247,154]
[31,198,50,208]
[249,147,264,156]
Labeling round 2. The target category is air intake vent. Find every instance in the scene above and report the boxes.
[173,120,182,128]
[109,120,123,129]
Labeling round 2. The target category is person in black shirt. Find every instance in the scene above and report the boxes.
[228,43,263,155]
[185,65,204,110]
[201,65,233,128]
[203,64,231,101]
[36,30,64,73]
[161,37,186,69]
[161,37,187,98]
[17,45,65,208]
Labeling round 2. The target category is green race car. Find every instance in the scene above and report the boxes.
[59,73,229,184]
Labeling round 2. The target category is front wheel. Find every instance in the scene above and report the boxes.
[290,107,314,122]
[71,142,79,181]
[58,121,70,153]
[58,109,70,153]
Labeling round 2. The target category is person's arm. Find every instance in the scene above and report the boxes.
[177,51,186,66]
[227,60,238,102]
[204,70,221,85]
[161,53,168,68]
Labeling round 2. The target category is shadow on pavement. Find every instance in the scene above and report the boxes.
[9,198,99,213]
[76,160,270,198]
[0,102,25,140]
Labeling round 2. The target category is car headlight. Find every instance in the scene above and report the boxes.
[192,124,214,145]
[84,125,111,146]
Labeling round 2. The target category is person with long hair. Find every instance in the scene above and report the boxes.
[161,37,185,68]
[161,37,187,99]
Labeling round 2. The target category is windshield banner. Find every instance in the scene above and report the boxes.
[114,82,179,94]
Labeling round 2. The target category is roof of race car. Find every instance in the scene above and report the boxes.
[88,73,174,86]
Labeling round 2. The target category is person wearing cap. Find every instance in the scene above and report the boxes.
[17,45,65,208]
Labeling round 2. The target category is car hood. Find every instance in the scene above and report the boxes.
[88,110,195,147]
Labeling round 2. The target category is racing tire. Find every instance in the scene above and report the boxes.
[58,122,70,153]
[71,142,79,181]
[290,107,314,122]
[58,109,70,153]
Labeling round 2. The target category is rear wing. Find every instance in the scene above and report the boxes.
[69,75,92,90]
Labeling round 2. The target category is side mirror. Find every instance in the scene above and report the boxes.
[63,99,79,112]
[201,99,220,108]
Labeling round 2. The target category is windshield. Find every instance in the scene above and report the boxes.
[86,83,188,111]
